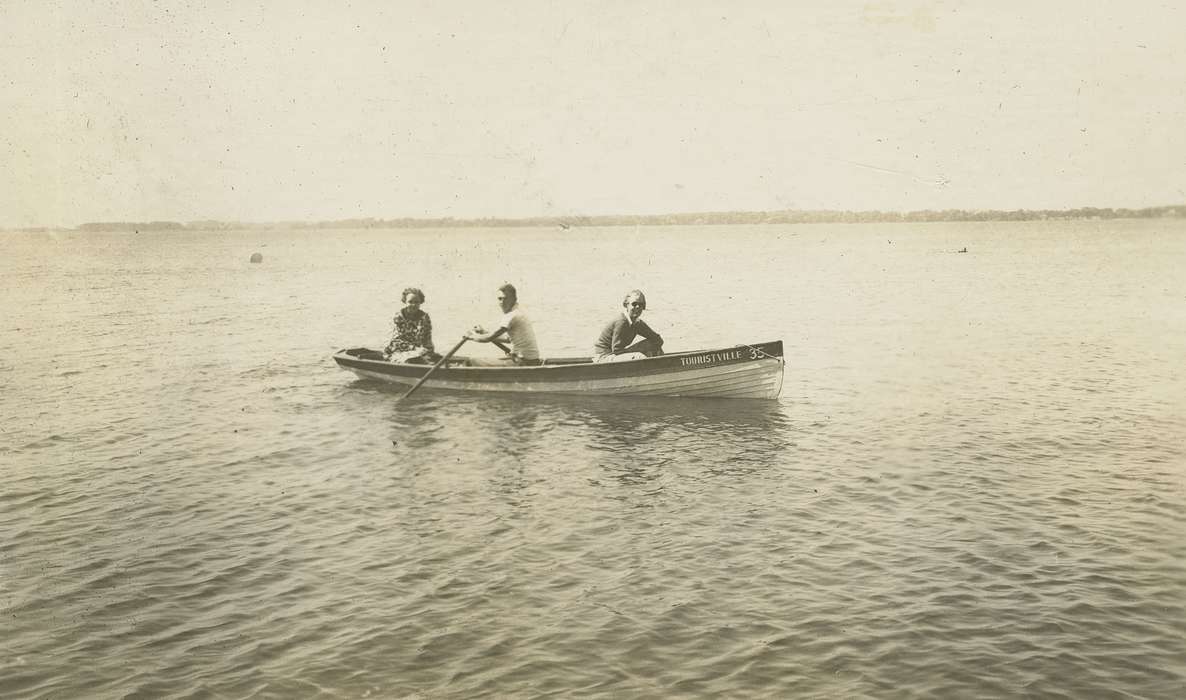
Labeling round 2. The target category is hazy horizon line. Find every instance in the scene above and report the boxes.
[6,204,1185,232]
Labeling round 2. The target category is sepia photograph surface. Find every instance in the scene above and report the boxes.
[3,2,1185,697]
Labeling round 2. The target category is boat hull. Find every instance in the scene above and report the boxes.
[333,341,784,399]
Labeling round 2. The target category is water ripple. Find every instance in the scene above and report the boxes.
[3,223,1186,698]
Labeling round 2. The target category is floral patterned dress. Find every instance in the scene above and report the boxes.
[384,309,435,361]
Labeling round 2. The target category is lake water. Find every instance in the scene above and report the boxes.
[3,220,1185,698]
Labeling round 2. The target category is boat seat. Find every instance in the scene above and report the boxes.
[449,356,594,367]
[342,347,596,367]
[343,348,387,361]
[542,356,593,365]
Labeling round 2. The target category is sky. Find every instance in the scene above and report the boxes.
[2,0,1184,228]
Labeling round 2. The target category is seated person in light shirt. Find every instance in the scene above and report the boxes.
[593,289,664,362]
[464,283,541,365]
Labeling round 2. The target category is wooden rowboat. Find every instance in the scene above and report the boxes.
[333,340,784,399]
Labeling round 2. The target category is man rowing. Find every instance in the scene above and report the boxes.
[464,283,541,365]
[593,289,663,362]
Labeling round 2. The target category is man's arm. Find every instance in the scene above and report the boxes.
[466,325,509,343]
[609,317,631,354]
[636,319,663,345]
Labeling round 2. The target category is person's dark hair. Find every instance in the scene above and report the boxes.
[402,287,425,304]
[622,289,646,309]
[498,283,517,303]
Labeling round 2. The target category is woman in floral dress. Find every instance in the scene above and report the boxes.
[384,287,439,363]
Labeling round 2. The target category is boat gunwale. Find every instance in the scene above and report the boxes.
[333,340,784,382]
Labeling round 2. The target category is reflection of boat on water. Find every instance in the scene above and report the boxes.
[563,392,797,483]
[573,393,794,450]
[396,390,796,482]
[334,340,784,399]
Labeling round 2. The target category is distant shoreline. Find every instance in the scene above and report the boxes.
[9,205,1186,233]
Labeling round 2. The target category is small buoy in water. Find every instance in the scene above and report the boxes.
[250,252,263,263]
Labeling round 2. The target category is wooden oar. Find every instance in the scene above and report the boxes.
[492,339,513,356]
[401,337,467,399]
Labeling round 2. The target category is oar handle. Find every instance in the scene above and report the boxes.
[492,339,513,355]
[401,337,467,399]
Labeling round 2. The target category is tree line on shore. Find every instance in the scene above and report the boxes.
[19,204,1186,232]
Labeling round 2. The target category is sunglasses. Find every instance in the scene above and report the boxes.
[628,302,645,308]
